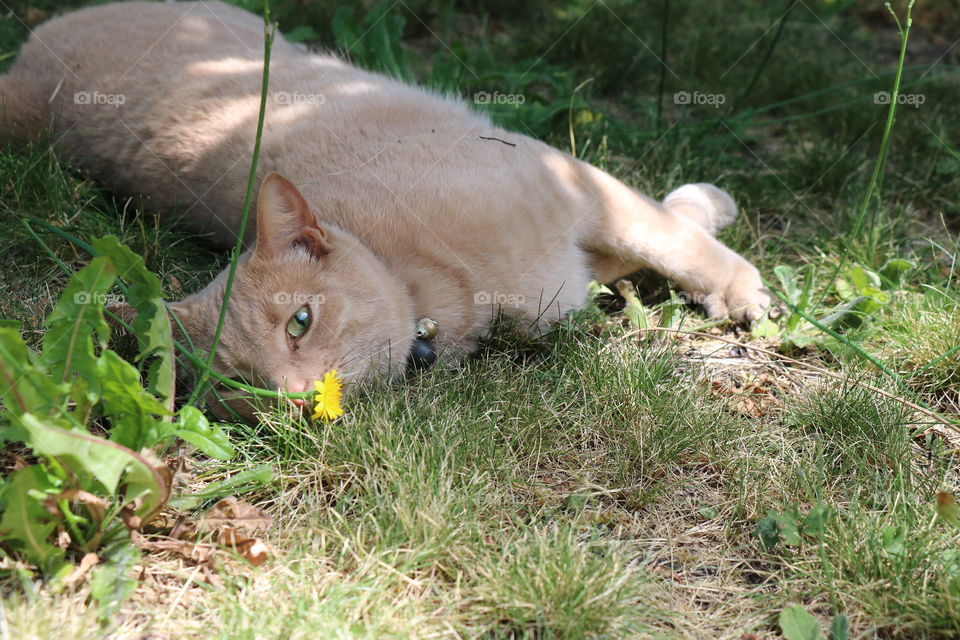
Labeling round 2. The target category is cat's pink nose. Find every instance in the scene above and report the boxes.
[281,378,309,410]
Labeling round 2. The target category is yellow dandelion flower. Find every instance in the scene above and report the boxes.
[312,369,344,421]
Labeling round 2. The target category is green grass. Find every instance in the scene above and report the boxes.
[2,0,960,637]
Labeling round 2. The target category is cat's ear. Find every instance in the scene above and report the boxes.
[255,172,330,260]
[166,300,201,344]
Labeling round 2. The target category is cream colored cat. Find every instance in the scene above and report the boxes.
[0,1,770,416]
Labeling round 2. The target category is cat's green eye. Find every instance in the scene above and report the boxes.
[286,305,311,339]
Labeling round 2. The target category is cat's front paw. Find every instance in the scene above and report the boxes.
[702,263,771,323]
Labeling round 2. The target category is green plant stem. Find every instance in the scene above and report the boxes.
[814,1,915,310]
[173,341,312,400]
[189,3,275,406]
[859,3,913,239]
[56,499,89,548]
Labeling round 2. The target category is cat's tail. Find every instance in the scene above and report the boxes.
[663,183,739,236]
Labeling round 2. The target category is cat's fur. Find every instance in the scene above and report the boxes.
[0,1,770,417]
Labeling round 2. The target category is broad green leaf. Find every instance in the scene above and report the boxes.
[846,266,881,295]
[659,291,686,328]
[878,259,913,289]
[175,406,235,460]
[17,412,168,522]
[169,464,273,510]
[0,327,64,420]
[783,333,817,349]
[18,413,128,495]
[774,265,800,304]
[90,540,140,622]
[834,278,856,302]
[820,296,884,331]
[779,512,802,546]
[0,465,63,568]
[751,316,780,338]
[99,350,170,451]
[882,525,906,557]
[615,280,647,329]
[779,604,823,640]
[46,560,77,594]
[120,450,169,522]
[801,504,831,539]
[586,280,614,298]
[39,256,116,402]
[828,614,849,640]
[756,513,781,550]
[92,237,175,407]
[69,376,94,426]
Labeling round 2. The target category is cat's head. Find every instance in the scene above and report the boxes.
[156,173,414,419]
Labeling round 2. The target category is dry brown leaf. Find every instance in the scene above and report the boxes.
[197,497,272,536]
[137,538,217,565]
[63,552,100,586]
[134,497,274,569]
[56,528,71,549]
[710,376,779,419]
[219,533,273,567]
[10,454,29,471]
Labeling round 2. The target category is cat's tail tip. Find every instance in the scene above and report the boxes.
[663,183,738,236]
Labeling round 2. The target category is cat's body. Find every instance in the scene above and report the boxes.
[1,1,770,415]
